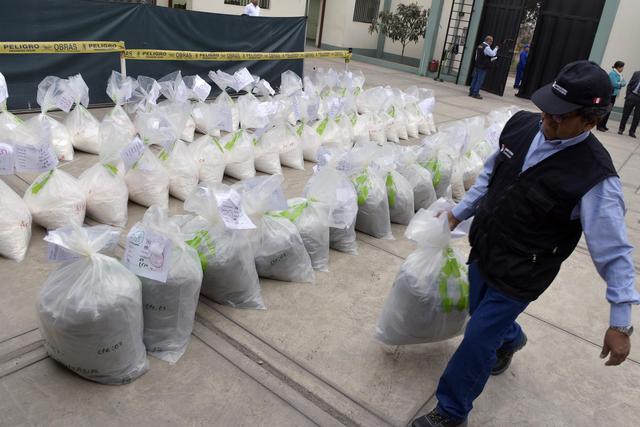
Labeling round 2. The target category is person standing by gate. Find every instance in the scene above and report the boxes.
[618,69,640,138]
[598,61,626,132]
[513,44,529,89]
[412,60,639,427]
[243,0,261,16]
[469,35,499,100]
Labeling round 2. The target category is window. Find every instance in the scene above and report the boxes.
[353,0,380,23]
[224,0,270,8]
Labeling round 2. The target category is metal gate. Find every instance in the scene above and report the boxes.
[518,0,606,98]
[472,0,525,96]
[435,0,475,82]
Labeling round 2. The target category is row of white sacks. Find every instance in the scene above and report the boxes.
[32,112,514,384]
[0,97,509,260]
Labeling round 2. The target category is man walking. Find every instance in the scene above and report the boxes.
[469,36,498,99]
[412,60,639,427]
[618,69,640,138]
[243,0,261,16]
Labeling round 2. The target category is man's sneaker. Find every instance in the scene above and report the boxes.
[472,94,483,99]
[618,130,624,135]
[411,409,468,427]
[491,333,528,376]
[630,133,637,139]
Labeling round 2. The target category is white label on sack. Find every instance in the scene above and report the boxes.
[336,187,353,203]
[260,80,276,96]
[307,100,319,121]
[254,125,270,141]
[123,224,173,283]
[14,143,58,173]
[219,108,234,132]
[215,190,256,230]
[257,101,279,118]
[121,137,145,171]
[55,93,75,113]
[327,97,342,119]
[0,73,7,104]
[291,96,302,122]
[192,75,211,101]
[0,143,14,175]
[418,98,435,115]
[48,243,81,262]
[233,68,254,92]
[336,159,350,172]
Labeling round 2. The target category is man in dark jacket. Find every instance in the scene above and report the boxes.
[618,70,640,138]
[469,35,499,99]
[412,60,639,427]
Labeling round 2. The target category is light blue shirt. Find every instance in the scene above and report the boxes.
[453,129,640,327]
[483,42,499,58]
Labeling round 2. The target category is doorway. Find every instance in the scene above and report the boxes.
[469,0,606,97]
[306,0,322,45]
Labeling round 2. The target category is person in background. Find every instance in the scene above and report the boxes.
[469,35,499,100]
[513,44,529,89]
[618,68,640,138]
[243,0,260,16]
[598,61,626,132]
[411,60,638,427]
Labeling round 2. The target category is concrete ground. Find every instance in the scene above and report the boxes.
[2,56,640,427]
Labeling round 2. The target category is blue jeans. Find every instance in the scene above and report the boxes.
[435,261,529,421]
[469,68,488,96]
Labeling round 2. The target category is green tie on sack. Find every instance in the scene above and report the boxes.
[438,247,469,313]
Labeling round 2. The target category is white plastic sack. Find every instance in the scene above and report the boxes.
[460,150,484,190]
[304,166,359,254]
[159,140,199,201]
[38,225,148,384]
[125,147,170,208]
[78,163,128,227]
[351,166,393,240]
[297,123,322,162]
[252,128,283,175]
[190,135,226,183]
[270,125,304,170]
[220,130,256,180]
[106,71,137,139]
[255,214,315,282]
[273,198,331,271]
[24,169,86,230]
[0,180,32,261]
[398,163,436,211]
[64,74,101,154]
[236,175,314,283]
[386,170,415,225]
[191,102,222,137]
[36,76,74,161]
[375,202,469,345]
[131,206,202,363]
[183,185,265,309]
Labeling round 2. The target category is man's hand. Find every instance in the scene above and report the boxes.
[600,328,631,366]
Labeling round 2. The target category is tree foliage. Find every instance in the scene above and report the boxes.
[369,3,429,62]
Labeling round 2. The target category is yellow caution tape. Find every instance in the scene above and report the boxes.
[124,49,352,62]
[0,41,125,54]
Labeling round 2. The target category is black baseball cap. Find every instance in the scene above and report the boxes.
[531,60,613,115]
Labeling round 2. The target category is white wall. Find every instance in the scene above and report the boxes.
[156,0,169,6]
[190,0,306,17]
[600,0,640,109]
[323,0,381,50]
[383,0,432,60]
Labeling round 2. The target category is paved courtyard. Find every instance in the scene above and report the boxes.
[1,55,639,427]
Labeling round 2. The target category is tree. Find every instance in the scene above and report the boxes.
[369,3,429,64]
